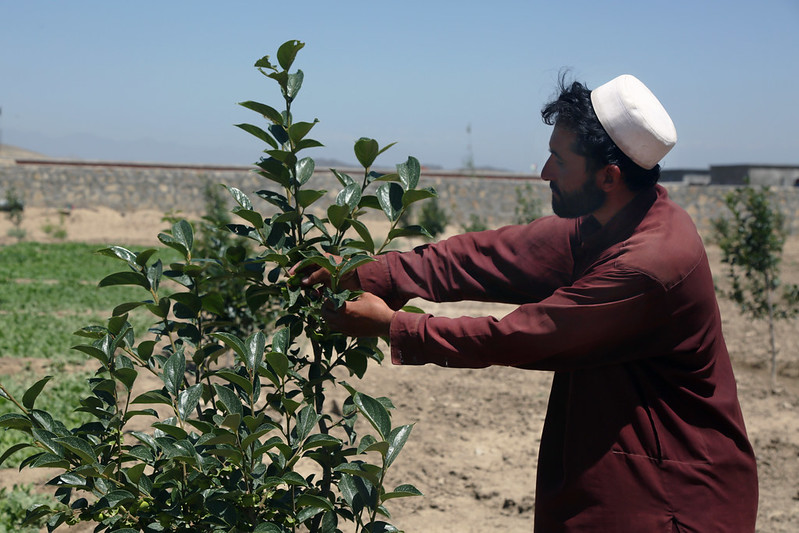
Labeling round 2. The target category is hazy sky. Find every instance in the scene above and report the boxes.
[1,0,797,173]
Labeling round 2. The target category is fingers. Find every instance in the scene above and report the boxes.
[321,293,394,338]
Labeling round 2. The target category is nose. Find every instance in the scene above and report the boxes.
[540,156,554,182]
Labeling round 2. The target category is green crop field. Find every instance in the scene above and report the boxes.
[0,242,178,467]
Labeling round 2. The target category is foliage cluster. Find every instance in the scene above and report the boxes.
[712,182,799,389]
[0,484,55,533]
[4,186,26,241]
[0,371,93,468]
[514,183,542,225]
[415,198,448,239]
[0,40,428,533]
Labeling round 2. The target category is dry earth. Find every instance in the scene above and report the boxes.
[1,206,798,532]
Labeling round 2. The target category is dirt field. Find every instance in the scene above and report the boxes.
[1,206,798,532]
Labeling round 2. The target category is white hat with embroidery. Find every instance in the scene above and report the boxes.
[590,74,677,170]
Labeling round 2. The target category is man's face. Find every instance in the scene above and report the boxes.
[541,124,606,218]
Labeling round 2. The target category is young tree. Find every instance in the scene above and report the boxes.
[712,182,799,391]
[0,40,430,533]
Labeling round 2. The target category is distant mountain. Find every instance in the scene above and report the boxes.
[0,144,51,160]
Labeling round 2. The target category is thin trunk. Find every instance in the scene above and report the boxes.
[765,272,778,392]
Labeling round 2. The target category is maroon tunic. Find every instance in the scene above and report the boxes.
[357,185,758,532]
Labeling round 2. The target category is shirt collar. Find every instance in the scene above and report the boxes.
[578,185,658,254]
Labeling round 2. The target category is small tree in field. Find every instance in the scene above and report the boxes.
[712,182,799,391]
[0,40,431,533]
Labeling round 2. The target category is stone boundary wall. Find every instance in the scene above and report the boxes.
[2,160,798,236]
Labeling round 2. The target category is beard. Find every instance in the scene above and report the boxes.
[550,176,606,218]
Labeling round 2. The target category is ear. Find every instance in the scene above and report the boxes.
[595,164,622,192]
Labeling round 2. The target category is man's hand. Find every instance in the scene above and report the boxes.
[322,292,396,338]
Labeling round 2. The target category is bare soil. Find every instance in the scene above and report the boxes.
[1,207,798,532]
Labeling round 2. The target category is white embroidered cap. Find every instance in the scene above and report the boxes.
[590,74,677,170]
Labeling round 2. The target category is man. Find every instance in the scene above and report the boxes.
[300,75,758,531]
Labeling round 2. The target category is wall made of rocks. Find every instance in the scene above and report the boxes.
[2,162,798,235]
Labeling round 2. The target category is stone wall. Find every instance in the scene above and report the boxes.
[2,160,798,235]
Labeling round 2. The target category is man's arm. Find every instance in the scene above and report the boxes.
[386,267,670,370]
[358,216,575,310]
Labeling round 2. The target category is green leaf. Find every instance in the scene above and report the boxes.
[293,404,318,444]
[302,434,342,450]
[136,248,159,267]
[267,352,289,379]
[377,182,404,222]
[211,332,248,360]
[272,327,290,354]
[170,292,202,316]
[112,301,145,316]
[102,489,136,507]
[296,157,315,185]
[177,384,203,420]
[297,189,326,209]
[358,195,381,210]
[254,54,276,70]
[257,189,292,211]
[152,422,189,440]
[0,443,32,467]
[54,436,96,464]
[286,70,304,101]
[215,370,252,394]
[327,204,349,229]
[95,245,137,264]
[254,523,289,533]
[296,138,324,150]
[163,350,186,397]
[171,220,194,255]
[385,424,413,468]
[98,271,150,289]
[22,375,52,410]
[241,426,278,449]
[226,185,253,209]
[112,367,138,391]
[354,392,391,439]
[239,100,284,124]
[131,390,172,405]
[402,187,437,208]
[340,256,375,279]
[334,462,382,486]
[213,384,243,417]
[347,219,375,254]
[277,39,305,70]
[268,123,290,146]
[221,413,242,430]
[397,156,421,190]
[296,493,334,511]
[289,120,318,144]
[281,471,309,486]
[257,159,291,187]
[354,137,379,168]
[336,183,362,210]
[235,123,278,149]
[331,169,356,187]
[246,331,266,372]
[387,225,432,240]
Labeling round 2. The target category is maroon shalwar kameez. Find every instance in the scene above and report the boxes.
[356,185,758,532]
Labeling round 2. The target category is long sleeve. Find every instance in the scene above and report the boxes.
[357,215,576,310]
[388,265,669,370]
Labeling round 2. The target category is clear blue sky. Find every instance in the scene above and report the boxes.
[1,0,797,173]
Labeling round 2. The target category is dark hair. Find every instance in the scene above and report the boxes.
[540,73,660,192]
